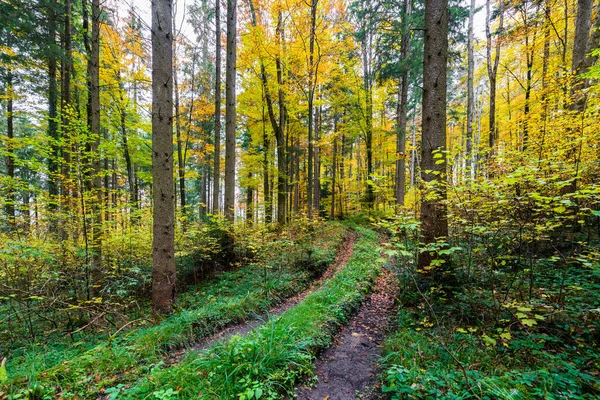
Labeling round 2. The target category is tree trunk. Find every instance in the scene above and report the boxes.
[224,0,237,222]
[331,121,337,219]
[174,51,186,212]
[213,0,222,214]
[276,10,286,225]
[567,0,600,192]
[313,102,320,214]
[465,0,475,178]
[486,0,503,154]
[4,68,15,229]
[47,2,60,224]
[362,36,374,208]
[246,173,253,224]
[88,0,103,296]
[395,0,411,207]
[419,0,450,279]
[151,0,176,314]
[307,0,318,219]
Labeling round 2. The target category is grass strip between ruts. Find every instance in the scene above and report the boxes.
[120,226,382,399]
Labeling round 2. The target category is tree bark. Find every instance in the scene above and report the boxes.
[486,0,503,154]
[566,0,600,192]
[224,0,237,222]
[362,37,374,208]
[395,0,411,207]
[213,0,222,214]
[151,0,176,314]
[4,68,15,229]
[174,50,186,212]
[466,0,474,177]
[47,2,60,223]
[307,0,318,219]
[419,0,450,278]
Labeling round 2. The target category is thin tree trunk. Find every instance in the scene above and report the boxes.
[151,0,176,313]
[224,0,237,222]
[466,0,475,177]
[174,52,186,212]
[331,122,337,219]
[246,173,253,224]
[362,37,374,208]
[213,0,222,214]
[486,0,502,155]
[313,102,320,214]
[48,2,60,225]
[395,0,411,207]
[61,0,72,198]
[89,0,103,296]
[4,68,15,229]
[307,0,318,218]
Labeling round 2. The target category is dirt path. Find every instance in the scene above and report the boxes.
[165,232,357,364]
[294,267,398,400]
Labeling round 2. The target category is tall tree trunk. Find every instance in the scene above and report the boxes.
[567,0,600,192]
[151,0,176,313]
[276,9,287,225]
[307,0,318,219]
[114,67,136,210]
[486,0,503,154]
[48,2,60,225]
[331,120,337,219]
[246,173,253,224]
[59,0,72,205]
[395,0,411,207]
[247,0,286,224]
[174,53,186,212]
[86,0,103,296]
[4,68,15,229]
[213,0,222,214]
[224,0,237,222]
[262,104,272,223]
[362,36,374,208]
[465,0,475,178]
[419,0,450,279]
[313,102,320,214]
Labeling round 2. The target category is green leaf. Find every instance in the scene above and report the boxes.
[255,388,263,398]
[0,359,7,383]
[482,334,497,346]
[521,319,537,327]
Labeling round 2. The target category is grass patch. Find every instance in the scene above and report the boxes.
[379,255,600,399]
[117,227,382,399]
[1,223,346,399]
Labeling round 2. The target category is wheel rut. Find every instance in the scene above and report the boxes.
[164,232,357,365]
[294,266,399,400]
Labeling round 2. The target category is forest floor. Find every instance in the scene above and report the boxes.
[294,267,398,400]
[164,232,357,365]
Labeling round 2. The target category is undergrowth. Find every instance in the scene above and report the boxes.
[1,221,346,399]
[378,174,600,399]
[116,226,382,399]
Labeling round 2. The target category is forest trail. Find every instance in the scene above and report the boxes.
[294,267,398,400]
[164,232,357,365]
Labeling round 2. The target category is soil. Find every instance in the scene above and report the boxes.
[293,267,399,400]
[164,232,357,365]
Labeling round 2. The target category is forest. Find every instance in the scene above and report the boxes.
[0,0,599,398]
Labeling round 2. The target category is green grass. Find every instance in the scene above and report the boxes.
[379,265,600,399]
[117,227,382,399]
[2,223,347,399]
